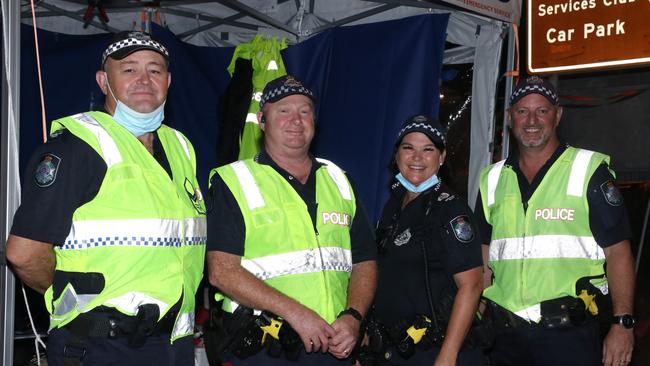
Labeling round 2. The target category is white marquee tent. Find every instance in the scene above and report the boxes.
[1,1,518,364]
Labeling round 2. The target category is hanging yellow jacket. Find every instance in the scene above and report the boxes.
[45,111,206,342]
[227,35,288,160]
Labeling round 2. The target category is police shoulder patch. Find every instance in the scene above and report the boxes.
[34,154,61,188]
[600,180,622,206]
[450,215,474,243]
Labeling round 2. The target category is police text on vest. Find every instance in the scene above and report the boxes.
[535,208,575,221]
[322,212,351,226]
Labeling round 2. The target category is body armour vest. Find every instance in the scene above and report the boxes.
[45,112,206,341]
[479,147,610,322]
[212,158,356,323]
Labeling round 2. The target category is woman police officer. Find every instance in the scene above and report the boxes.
[368,115,484,366]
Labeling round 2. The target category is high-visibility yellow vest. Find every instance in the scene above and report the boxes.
[479,147,610,321]
[45,112,206,341]
[211,158,356,322]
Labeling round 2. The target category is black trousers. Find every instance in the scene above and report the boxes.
[220,349,351,365]
[489,321,600,366]
[46,327,194,366]
[378,345,483,366]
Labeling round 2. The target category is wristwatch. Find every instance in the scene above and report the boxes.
[612,314,635,329]
[337,307,363,322]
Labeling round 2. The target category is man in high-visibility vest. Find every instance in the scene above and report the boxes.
[206,75,377,365]
[475,76,635,366]
[6,31,206,366]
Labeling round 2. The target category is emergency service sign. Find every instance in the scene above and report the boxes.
[527,0,650,73]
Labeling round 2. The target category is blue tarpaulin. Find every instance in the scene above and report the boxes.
[20,13,449,221]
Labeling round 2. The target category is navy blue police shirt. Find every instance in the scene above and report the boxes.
[474,143,632,247]
[11,126,173,246]
[206,150,377,264]
[373,181,483,327]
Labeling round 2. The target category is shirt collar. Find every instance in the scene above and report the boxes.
[254,149,323,178]
[505,141,568,169]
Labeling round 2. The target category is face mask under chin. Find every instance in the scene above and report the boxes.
[104,74,165,137]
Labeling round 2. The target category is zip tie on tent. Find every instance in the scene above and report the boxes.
[30,0,48,144]
[22,286,47,366]
[504,22,520,79]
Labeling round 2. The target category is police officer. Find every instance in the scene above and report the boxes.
[370,115,483,366]
[206,75,377,365]
[475,76,635,366]
[6,31,206,366]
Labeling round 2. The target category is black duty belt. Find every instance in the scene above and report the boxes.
[65,306,176,339]
[487,296,588,330]
[486,300,539,329]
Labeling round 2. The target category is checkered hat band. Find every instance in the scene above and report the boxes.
[510,84,559,104]
[398,122,446,143]
[260,85,314,108]
[102,38,169,62]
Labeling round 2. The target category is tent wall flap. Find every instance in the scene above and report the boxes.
[19,14,450,222]
[1,0,21,364]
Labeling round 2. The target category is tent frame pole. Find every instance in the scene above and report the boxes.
[1,0,21,364]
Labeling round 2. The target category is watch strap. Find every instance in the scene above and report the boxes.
[612,314,635,329]
[338,307,363,322]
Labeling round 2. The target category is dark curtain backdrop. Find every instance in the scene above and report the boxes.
[20,14,449,221]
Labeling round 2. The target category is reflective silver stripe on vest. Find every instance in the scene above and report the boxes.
[486,160,506,207]
[70,113,122,167]
[173,130,192,161]
[245,113,259,124]
[489,235,605,262]
[241,246,353,281]
[52,289,168,322]
[316,158,352,201]
[184,217,207,246]
[59,218,205,250]
[566,149,594,197]
[231,161,265,210]
[514,304,541,322]
[172,311,194,339]
[103,292,169,315]
[51,285,98,317]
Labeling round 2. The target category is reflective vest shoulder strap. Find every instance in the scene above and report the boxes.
[230,161,265,210]
[70,113,122,167]
[315,158,352,201]
[566,148,595,197]
[486,159,506,207]
[172,129,192,161]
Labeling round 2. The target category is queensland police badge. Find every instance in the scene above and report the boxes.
[450,215,474,243]
[34,154,61,188]
[600,180,623,206]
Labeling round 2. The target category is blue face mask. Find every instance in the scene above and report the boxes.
[113,100,165,137]
[105,74,165,137]
[395,173,440,193]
